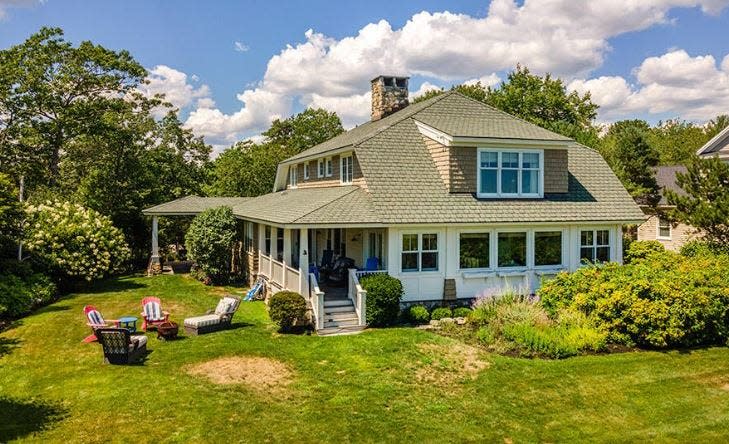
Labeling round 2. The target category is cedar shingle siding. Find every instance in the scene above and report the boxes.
[544,149,569,193]
[288,154,367,190]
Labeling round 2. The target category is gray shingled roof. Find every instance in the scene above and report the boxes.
[143,196,252,215]
[414,93,571,141]
[232,186,378,225]
[654,165,688,206]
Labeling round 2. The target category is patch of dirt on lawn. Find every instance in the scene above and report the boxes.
[186,356,293,394]
[412,342,490,386]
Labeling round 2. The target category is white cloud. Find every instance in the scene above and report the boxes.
[570,49,729,121]
[234,41,249,52]
[139,65,212,117]
[305,92,372,128]
[410,81,443,100]
[0,0,42,20]
[181,0,729,144]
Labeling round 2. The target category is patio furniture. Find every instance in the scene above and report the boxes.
[83,305,120,343]
[118,316,138,333]
[157,321,179,340]
[140,296,169,331]
[364,257,379,271]
[244,277,265,301]
[95,328,147,365]
[183,295,241,336]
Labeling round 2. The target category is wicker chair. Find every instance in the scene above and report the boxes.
[95,328,147,364]
[184,295,241,336]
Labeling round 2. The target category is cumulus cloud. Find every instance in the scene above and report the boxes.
[570,49,729,121]
[182,0,729,144]
[140,65,211,115]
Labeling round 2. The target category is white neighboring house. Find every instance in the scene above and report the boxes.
[697,125,729,162]
[144,75,644,335]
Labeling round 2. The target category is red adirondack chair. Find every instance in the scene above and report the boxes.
[83,305,119,343]
[140,296,169,331]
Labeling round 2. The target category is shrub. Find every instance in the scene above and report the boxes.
[24,201,130,282]
[624,240,665,263]
[431,307,453,320]
[408,305,430,324]
[0,270,57,319]
[360,273,403,327]
[681,239,729,258]
[452,307,472,318]
[185,207,238,284]
[538,250,729,348]
[268,291,307,332]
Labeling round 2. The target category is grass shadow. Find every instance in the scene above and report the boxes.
[0,337,21,357]
[73,275,147,295]
[0,397,67,441]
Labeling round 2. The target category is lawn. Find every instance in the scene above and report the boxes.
[1,274,728,443]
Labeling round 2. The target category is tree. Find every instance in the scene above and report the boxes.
[185,206,238,284]
[666,156,729,245]
[0,173,22,250]
[648,119,712,165]
[263,108,343,153]
[0,27,151,189]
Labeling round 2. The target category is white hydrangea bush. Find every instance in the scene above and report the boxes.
[24,201,131,281]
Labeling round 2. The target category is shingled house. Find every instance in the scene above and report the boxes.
[145,75,644,334]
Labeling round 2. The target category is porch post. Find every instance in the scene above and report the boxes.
[282,228,292,290]
[271,226,279,260]
[148,216,162,275]
[299,228,309,297]
[257,223,266,275]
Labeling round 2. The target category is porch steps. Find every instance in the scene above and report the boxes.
[319,298,364,335]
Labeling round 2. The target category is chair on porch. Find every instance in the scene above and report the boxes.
[364,257,379,271]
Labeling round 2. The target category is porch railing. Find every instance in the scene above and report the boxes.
[309,273,325,330]
[258,252,300,293]
[348,269,368,326]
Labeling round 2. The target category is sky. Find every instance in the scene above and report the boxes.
[2,0,729,152]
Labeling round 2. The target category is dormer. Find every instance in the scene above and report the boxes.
[277,151,367,191]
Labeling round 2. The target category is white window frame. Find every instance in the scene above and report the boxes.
[533,230,565,268]
[325,157,333,177]
[303,162,310,180]
[656,216,672,240]
[289,165,298,188]
[340,154,353,184]
[580,229,611,264]
[400,232,439,273]
[457,231,491,271]
[476,148,544,198]
[318,158,325,178]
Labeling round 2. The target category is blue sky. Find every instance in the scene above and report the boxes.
[2,0,729,148]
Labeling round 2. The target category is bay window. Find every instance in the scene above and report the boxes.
[401,233,439,272]
[459,232,490,269]
[477,149,542,198]
[580,229,610,263]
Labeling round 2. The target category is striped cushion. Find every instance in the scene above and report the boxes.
[130,335,147,350]
[143,301,163,321]
[184,314,221,328]
[87,310,105,326]
[215,296,239,315]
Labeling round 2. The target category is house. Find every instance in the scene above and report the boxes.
[698,125,729,161]
[636,165,697,251]
[144,75,644,334]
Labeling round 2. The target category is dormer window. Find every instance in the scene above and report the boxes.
[318,159,325,178]
[341,154,353,184]
[477,148,543,198]
[289,165,298,188]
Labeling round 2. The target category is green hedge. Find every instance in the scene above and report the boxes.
[268,291,307,332]
[0,261,57,319]
[430,307,453,320]
[538,250,729,348]
[360,273,403,327]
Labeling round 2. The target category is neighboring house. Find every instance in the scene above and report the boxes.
[698,125,729,161]
[144,75,644,334]
[636,166,697,251]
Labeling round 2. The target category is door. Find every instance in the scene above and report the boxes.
[367,231,385,269]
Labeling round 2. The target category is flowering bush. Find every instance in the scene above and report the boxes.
[24,201,130,282]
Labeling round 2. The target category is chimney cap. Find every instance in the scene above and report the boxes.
[370,75,410,83]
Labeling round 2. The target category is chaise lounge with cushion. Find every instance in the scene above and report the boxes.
[95,328,148,365]
[183,295,241,336]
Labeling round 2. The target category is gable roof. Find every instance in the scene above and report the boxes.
[697,125,729,157]
[654,165,688,206]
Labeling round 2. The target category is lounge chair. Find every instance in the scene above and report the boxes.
[183,295,241,336]
[95,328,147,365]
[140,296,169,331]
[83,305,119,343]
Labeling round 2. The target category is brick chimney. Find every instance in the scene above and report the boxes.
[371,75,409,121]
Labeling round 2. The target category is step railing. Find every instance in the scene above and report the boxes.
[309,273,325,330]
[348,269,368,326]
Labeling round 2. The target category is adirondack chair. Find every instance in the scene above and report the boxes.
[95,328,147,365]
[183,295,241,336]
[83,305,119,343]
[140,296,169,331]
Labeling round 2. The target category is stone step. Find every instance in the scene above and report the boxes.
[324,299,353,308]
[323,317,360,329]
[317,325,366,336]
[324,312,358,322]
[324,305,356,314]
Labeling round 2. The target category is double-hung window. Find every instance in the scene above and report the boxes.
[318,159,325,178]
[580,229,610,263]
[303,162,310,180]
[289,165,298,188]
[341,154,353,184]
[401,233,439,272]
[657,217,671,239]
[477,149,542,198]
[325,157,333,177]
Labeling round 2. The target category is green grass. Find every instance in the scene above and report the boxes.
[1,274,729,443]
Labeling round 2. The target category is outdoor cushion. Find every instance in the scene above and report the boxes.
[184,314,222,328]
[130,335,147,350]
[143,301,163,321]
[87,309,105,326]
[215,296,240,315]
